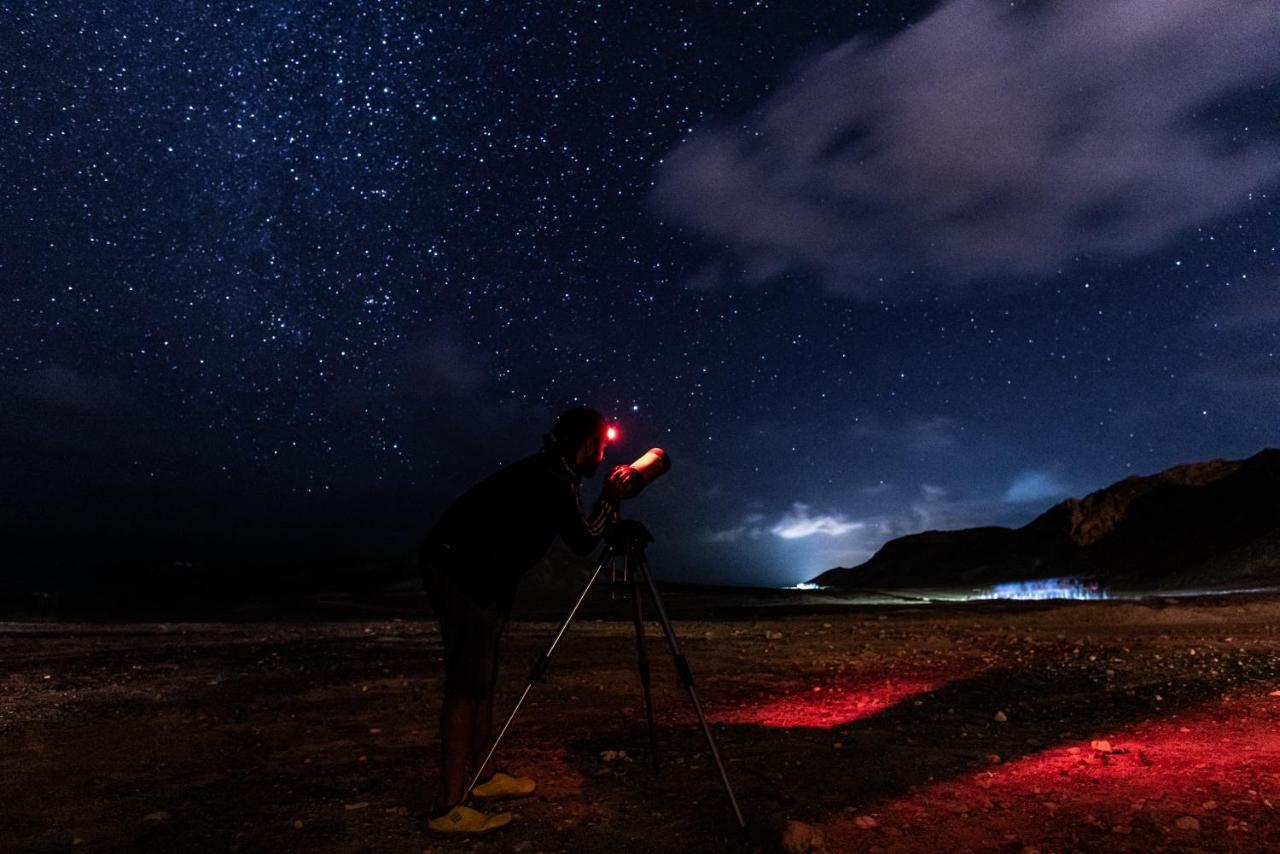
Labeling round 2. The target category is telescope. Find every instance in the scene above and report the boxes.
[617,447,670,497]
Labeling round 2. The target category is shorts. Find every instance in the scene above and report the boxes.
[421,557,507,699]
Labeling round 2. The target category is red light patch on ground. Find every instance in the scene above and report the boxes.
[712,677,940,728]
[820,690,1280,851]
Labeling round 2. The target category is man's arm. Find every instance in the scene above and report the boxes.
[557,479,620,555]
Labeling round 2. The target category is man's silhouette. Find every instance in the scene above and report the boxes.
[419,407,636,835]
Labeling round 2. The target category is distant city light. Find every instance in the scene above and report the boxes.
[978,578,1107,601]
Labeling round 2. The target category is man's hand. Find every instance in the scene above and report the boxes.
[603,465,641,500]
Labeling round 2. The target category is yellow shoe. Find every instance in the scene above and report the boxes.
[472,771,537,802]
[426,804,512,836]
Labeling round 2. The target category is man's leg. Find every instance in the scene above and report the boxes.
[423,562,512,834]
[469,693,495,783]
[439,604,502,805]
[430,690,512,835]
[468,614,537,802]
[437,693,477,808]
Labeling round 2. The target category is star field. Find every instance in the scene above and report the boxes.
[3,1,1278,586]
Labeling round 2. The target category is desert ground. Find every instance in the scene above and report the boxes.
[5,595,1280,853]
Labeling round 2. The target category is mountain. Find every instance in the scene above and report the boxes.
[811,448,1280,591]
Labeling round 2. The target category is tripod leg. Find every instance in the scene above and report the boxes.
[465,548,614,798]
[628,559,659,768]
[636,554,747,831]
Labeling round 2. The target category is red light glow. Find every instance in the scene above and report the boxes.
[811,689,1280,852]
[713,677,940,729]
[958,691,1280,801]
[606,426,618,442]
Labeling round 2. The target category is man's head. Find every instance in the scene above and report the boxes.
[549,407,610,477]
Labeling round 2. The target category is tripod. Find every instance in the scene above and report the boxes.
[465,519,747,831]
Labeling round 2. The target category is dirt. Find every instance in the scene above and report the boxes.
[5,597,1280,852]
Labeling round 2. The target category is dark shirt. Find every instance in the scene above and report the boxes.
[420,449,618,606]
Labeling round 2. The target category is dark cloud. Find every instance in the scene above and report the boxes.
[1211,278,1280,329]
[394,331,551,483]
[26,363,132,417]
[654,0,1280,292]
[7,363,152,468]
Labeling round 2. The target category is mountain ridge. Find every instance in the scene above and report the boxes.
[812,448,1280,590]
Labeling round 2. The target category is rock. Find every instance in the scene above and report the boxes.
[600,749,630,762]
[293,820,303,829]
[994,711,1008,723]
[142,811,169,823]
[1090,740,1113,753]
[781,819,825,852]
[765,630,784,641]
[344,802,369,811]
[1174,815,1200,832]
[854,815,879,829]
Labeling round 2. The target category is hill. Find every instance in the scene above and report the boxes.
[812,448,1280,591]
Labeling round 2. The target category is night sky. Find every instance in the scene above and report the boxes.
[4,0,1279,588]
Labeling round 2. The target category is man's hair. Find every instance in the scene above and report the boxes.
[548,407,606,451]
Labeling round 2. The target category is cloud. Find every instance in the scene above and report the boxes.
[705,525,749,544]
[399,332,488,397]
[704,512,768,543]
[907,417,960,451]
[1210,279,1280,330]
[654,0,1280,292]
[1192,280,1280,404]
[919,483,949,501]
[1193,363,1280,398]
[1003,470,1069,503]
[770,503,864,539]
[705,504,863,542]
[27,363,129,416]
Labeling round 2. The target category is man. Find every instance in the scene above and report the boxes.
[419,407,638,835]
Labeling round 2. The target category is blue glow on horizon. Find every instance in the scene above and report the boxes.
[980,577,1108,601]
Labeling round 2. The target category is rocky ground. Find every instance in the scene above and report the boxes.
[5,596,1280,852]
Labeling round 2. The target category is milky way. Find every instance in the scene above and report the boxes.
[4,1,1278,586]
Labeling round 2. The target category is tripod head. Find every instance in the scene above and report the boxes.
[606,519,654,554]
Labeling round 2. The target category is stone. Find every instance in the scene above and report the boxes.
[1174,815,1201,832]
[781,819,825,852]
